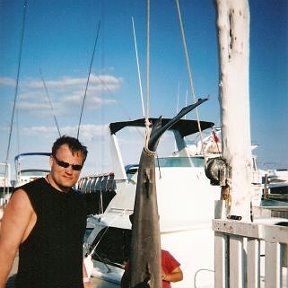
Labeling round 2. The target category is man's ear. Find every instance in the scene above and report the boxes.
[49,155,53,168]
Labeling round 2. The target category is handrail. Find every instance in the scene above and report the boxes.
[213,219,288,288]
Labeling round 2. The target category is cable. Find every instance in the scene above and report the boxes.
[5,0,28,165]
[77,21,101,139]
[193,268,214,288]
[175,0,206,157]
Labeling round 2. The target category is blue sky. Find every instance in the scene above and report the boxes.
[0,0,287,179]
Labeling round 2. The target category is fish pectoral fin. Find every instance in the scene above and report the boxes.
[144,170,151,198]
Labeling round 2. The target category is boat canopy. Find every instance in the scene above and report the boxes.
[109,118,214,137]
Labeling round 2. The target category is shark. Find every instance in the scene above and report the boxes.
[129,98,208,288]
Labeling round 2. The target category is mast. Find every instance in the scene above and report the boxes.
[215,0,252,221]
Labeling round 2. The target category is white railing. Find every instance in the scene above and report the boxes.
[213,219,288,288]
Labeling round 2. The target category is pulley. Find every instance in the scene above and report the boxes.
[205,157,228,186]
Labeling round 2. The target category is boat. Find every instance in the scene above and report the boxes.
[0,162,12,198]
[0,162,13,219]
[77,1,287,286]
[14,152,51,188]
[77,172,117,215]
[259,168,288,220]
[79,116,224,288]
[262,169,288,198]
[79,115,268,287]
[1,151,52,219]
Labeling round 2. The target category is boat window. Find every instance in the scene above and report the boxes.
[18,170,50,176]
[125,164,139,179]
[156,156,204,167]
[91,227,131,267]
[84,228,93,242]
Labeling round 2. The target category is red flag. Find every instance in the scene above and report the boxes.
[212,130,219,143]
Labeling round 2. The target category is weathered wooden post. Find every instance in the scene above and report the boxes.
[215,0,252,221]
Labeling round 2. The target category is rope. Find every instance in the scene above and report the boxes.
[193,268,214,288]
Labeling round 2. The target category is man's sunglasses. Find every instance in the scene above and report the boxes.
[53,155,83,171]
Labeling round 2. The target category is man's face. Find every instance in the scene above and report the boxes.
[49,144,84,191]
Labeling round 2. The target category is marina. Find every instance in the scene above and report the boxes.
[0,0,287,288]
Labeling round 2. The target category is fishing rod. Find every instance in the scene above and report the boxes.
[76,21,101,139]
[39,69,61,137]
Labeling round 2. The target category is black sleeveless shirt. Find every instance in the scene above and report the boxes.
[14,178,88,288]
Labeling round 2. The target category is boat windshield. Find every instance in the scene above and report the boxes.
[156,156,204,167]
[18,170,50,176]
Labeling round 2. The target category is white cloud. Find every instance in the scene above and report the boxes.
[0,77,16,86]
[0,74,122,117]
[21,123,107,138]
[22,74,123,91]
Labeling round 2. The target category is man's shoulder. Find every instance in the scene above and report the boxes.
[12,178,46,202]
[14,177,45,192]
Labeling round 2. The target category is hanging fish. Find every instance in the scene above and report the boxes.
[129,98,208,288]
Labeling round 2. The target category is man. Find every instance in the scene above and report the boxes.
[0,136,94,288]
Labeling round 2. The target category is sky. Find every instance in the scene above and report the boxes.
[0,0,287,181]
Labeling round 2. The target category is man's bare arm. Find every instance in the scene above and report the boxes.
[0,190,34,288]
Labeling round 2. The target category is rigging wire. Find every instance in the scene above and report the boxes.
[175,0,206,154]
[84,209,128,273]
[175,0,196,103]
[132,15,155,142]
[39,69,61,137]
[176,82,180,113]
[5,0,28,165]
[144,0,151,149]
[76,21,101,139]
[145,0,150,121]
[132,16,145,118]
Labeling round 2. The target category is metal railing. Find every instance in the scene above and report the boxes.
[213,219,288,288]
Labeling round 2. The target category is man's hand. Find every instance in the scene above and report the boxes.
[84,281,93,288]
